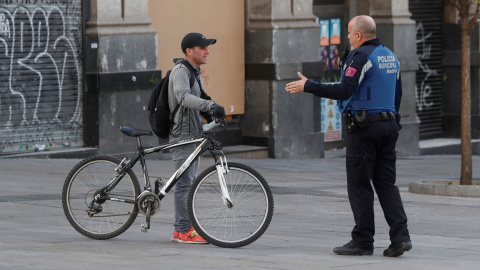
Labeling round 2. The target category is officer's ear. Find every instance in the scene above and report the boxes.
[355,31,362,41]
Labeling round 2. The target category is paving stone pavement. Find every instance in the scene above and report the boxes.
[0,152,479,270]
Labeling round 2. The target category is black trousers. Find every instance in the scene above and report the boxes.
[346,120,410,250]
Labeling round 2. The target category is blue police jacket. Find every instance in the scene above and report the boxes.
[304,38,402,114]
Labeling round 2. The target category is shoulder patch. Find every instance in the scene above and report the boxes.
[345,67,357,77]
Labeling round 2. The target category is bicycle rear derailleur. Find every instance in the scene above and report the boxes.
[86,190,106,217]
[137,190,161,232]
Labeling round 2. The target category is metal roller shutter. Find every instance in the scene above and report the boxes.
[409,0,444,139]
[0,1,84,154]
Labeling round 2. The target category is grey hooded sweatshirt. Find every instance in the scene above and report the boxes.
[167,59,214,140]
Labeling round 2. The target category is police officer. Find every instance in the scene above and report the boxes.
[286,15,411,257]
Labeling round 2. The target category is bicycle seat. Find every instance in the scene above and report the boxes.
[120,126,153,137]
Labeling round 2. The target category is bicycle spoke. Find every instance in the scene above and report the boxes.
[189,163,273,248]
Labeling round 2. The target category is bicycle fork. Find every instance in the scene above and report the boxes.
[216,156,233,208]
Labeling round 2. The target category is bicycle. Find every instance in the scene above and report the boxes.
[61,119,274,248]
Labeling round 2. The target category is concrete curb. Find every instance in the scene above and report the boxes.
[409,182,480,198]
[0,147,99,159]
[419,139,480,155]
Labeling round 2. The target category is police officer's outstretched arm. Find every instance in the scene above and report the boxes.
[285,68,359,101]
[285,72,308,94]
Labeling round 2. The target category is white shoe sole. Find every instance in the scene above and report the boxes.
[175,239,208,244]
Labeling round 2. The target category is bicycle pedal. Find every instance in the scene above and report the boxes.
[140,223,149,233]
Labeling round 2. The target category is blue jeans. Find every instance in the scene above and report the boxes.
[171,143,200,233]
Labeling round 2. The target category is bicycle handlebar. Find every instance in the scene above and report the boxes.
[202,118,225,132]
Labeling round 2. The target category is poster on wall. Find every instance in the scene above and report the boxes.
[318,17,343,142]
[318,18,342,80]
[321,98,342,142]
[330,18,341,45]
[330,45,341,70]
[319,20,329,46]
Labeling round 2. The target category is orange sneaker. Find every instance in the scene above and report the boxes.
[176,227,208,244]
[171,231,180,242]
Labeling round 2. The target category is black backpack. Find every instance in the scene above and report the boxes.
[147,60,196,139]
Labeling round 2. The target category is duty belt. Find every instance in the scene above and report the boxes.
[343,111,402,134]
[367,111,397,122]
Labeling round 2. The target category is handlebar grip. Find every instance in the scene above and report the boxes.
[202,119,220,132]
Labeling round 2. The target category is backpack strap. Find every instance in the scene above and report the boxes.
[170,60,198,119]
[181,60,211,100]
[178,60,215,124]
[180,60,198,89]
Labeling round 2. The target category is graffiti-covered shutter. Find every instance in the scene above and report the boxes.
[0,1,83,154]
[409,0,444,139]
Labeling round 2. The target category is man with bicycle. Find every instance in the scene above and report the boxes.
[167,32,225,244]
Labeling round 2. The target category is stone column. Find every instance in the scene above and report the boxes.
[356,0,370,15]
[243,0,324,159]
[84,0,160,154]
[370,0,420,156]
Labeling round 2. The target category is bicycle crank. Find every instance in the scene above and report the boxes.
[140,204,151,233]
[137,191,161,232]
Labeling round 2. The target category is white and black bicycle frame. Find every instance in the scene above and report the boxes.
[99,124,232,231]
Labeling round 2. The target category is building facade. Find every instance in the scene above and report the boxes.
[0,0,478,158]
[0,0,85,153]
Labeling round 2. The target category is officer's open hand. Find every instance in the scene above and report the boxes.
[285,72,307,94]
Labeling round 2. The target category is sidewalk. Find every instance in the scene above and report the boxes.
[0,152,479,270]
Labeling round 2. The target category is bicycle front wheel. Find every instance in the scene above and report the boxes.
[188,162,274,248]
[62,155,141,240]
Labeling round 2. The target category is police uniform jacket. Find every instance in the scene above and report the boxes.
[304,38,402,115]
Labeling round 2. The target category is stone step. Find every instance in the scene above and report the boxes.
[0,145,269,160]
[0,147,99,159]
[419,138,480,155]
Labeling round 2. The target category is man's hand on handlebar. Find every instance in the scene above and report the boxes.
[202,117,227,132]
[210,103,225,119]
[203,111,215,123]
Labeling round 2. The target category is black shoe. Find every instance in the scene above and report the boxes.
[383,241,412,257]
[333,241,373,256]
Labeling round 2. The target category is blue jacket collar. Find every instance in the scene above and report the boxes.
[359,38,381,48]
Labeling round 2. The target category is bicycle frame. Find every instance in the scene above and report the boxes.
[104,127,232,206]
[143,136,211,198]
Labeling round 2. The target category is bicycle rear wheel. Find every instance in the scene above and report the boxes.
[188,162,274,248]
[62,155,140,240]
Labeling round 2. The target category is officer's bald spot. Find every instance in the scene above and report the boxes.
[352,16,376,38]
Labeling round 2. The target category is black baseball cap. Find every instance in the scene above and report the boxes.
[181,33,217,53]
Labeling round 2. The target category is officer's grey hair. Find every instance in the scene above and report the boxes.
[353,15,376,39]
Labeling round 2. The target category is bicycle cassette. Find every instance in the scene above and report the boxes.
[137,191,160,216]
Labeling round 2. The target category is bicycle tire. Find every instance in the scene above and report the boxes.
[188,162,274,248]
[62,155,141,240]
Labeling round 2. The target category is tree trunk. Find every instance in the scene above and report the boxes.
[459,2,472,185]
